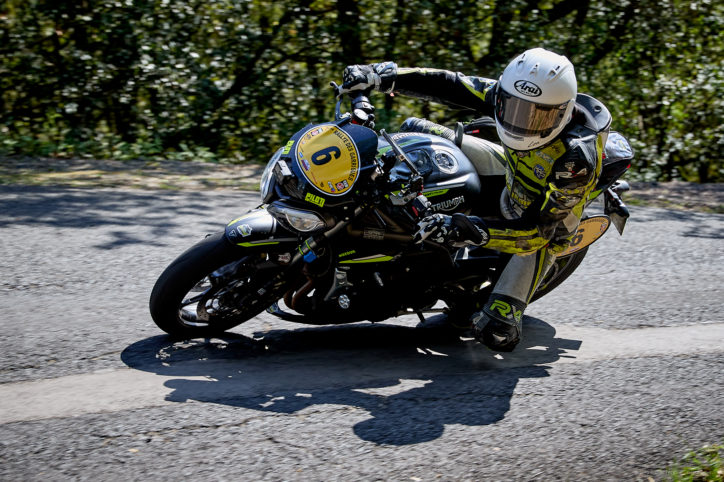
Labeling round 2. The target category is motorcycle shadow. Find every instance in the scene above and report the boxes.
[121,315,581,445]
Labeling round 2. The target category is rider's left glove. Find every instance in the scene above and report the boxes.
[342,62,397,94]
[413,213,490,248]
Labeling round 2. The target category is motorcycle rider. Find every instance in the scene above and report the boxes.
[341,48,611,352]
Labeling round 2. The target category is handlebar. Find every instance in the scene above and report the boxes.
[331,81,431,222]
[330,81,375,126]
[331,82,419,188]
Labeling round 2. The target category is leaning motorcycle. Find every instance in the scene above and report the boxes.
[149,86,634,338]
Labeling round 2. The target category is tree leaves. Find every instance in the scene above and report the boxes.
[0,0,721,181]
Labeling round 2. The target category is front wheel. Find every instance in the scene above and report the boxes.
[149,232,292,338]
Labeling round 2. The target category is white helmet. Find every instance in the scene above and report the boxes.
[494,48,577,151]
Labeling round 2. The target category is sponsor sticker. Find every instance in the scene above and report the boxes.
[508,180,534,209]
[556,170,573,180]
[363,228,385,241]
[305,192,325,207]
[281,140,295,155]
[536,151,554,164]
[237,224,253,237]
[534,164,546,179]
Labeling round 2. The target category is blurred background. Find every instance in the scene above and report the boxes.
[1,0,722,182]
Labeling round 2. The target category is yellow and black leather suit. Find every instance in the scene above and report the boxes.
[393,67,610,256]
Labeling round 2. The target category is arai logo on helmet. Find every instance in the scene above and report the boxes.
[514,80,542,97]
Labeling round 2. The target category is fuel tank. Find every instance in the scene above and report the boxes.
[379,132,482,214]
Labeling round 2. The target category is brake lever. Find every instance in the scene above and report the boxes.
[330,82,346,121]
[330,81,344,98]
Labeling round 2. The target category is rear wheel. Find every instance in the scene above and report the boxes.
[149,232,292,338]
[529,247,588,303]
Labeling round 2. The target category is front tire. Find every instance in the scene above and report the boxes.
[149,232,289,338]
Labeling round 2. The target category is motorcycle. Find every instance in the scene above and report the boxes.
[149,85,634,338]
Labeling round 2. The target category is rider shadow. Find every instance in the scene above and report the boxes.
[121,316,581,446]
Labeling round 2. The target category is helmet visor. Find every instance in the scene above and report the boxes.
[495,88,570,137]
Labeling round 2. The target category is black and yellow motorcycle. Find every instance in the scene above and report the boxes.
[149,88,633,338]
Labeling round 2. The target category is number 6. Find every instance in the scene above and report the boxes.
[311,146,341,165]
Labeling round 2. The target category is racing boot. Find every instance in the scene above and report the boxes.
[471,294,526,352]
[400,117,463,146]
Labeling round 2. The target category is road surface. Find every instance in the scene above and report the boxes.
[1,185,722,480]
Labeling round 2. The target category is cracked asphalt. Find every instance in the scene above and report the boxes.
[1,185,723,480]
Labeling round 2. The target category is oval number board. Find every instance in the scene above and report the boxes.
[295,124,360,197]
[558,215,611,257]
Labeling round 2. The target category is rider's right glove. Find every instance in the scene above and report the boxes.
[342,62,397,94]
[413,213,490,248]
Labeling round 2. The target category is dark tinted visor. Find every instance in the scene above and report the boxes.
[495,88,570,136]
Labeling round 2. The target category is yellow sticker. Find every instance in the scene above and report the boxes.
[304,192,325,207]
[295,124,359,196]
[281,140,295,155]
[558,215,610,257]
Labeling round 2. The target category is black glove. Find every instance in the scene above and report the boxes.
[413,213,489,247]
[341,62,397,94]
[400,117,462,146]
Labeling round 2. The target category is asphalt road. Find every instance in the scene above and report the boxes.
[1,185,722,480]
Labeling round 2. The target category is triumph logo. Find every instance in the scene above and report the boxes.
[514,80,542,97]
[431,195,465,212]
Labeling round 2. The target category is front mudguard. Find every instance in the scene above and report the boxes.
[224,207,298,250]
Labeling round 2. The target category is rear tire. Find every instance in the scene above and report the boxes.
[149,232,288,338]
[529,247,588,303]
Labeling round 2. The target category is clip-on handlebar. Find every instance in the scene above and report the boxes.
[330,81,430,216]
[330,82,375,127]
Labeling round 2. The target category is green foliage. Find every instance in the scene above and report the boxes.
[668,444,723,481]
[1,0,722,181]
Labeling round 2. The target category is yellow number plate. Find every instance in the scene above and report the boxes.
[295,124,360,196]
[558,215,611,257]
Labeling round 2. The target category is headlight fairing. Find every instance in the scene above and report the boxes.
[267,203,327,233]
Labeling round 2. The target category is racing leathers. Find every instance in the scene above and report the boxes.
[359,64,610,351]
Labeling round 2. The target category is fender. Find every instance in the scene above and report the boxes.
[224,207,298,248]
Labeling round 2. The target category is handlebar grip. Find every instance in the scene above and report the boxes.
[350,93,375,128]
[451,213,485,245]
